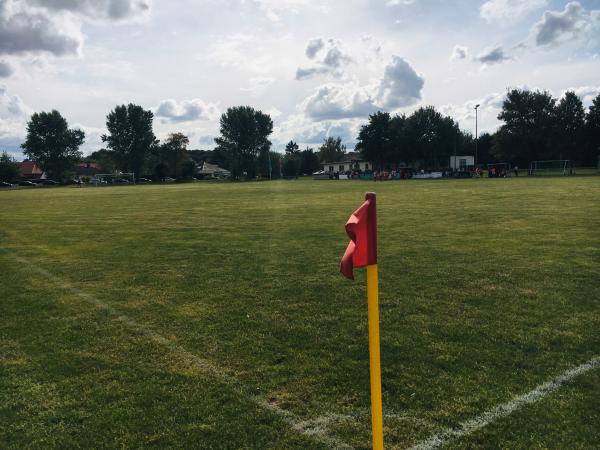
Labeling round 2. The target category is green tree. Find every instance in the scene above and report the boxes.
[404,106,459,169]
[555,91,585,163]
[318,136,346,163]
[161,132,190,178]
[21,110,84,181]
[214,106,273,179]
[493,89,556,166]
[585,93,600,166]
[180,160,197,179]
[87,149,116,172]
[102,104,157,178]
[284,140,301,177]
[300,147,320,175]
[0,151,20,182]
[356,111,394,169]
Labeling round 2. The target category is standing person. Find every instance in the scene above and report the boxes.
[514,165,519,176]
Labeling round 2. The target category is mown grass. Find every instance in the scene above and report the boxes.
[1,177,599,449]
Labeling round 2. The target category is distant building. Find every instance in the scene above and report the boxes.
[17,160,43,179]
[449,155,474,170]
[197,162,231,179]
[322,152,372,173]
[75,162,103,177]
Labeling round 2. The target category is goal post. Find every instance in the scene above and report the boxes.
[528,160,572,176]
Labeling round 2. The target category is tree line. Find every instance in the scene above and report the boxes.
[3,87,599,182]
[356,89,600,169]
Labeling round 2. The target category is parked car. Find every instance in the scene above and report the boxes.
[161,177,176,183]
[137,177,152,183]
[18,180,37,186]
[40,179,59,185]
[114,178,130,184]
[0,181,12,187]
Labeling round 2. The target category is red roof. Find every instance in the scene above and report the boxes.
[18,160,43,176]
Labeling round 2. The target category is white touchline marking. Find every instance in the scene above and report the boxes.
[11,255,353,450]
[409,356,600,450]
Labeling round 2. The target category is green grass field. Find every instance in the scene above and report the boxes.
[1,177,599,449]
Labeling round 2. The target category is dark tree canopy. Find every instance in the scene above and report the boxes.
[102,104,157,177]
[318,136,346,163]
[355,112,394,168]
[0,151,20,182]
[555,91,585,162]
[585,93,600,166]
[161,132,190,178]
[300,147,321,175]
[214,106,273,178]
[285,140,300,155]
[21,110,84,180]
[493,89,556,166]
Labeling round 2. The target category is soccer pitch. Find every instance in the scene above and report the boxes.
[1,177,599,449]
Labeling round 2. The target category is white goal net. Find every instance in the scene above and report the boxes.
[528,160,572,176]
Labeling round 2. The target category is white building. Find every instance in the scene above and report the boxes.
[449,155,474,170]
[322,152,372,173]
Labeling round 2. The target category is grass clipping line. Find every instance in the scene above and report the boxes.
[11,254,353,450]
[410,356,600,450]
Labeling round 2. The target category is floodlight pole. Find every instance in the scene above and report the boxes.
[474,104,480,167]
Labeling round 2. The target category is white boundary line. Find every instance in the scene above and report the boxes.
[409,356,600,450]
[10,255,353,450]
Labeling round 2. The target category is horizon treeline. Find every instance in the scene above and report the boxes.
[6,87,600,181]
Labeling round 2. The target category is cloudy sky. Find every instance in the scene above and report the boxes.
[1,0,599,157]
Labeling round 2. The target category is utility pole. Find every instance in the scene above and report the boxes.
[474,104,480,167]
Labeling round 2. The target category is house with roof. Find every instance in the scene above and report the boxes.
[322,152,372,174]
[75,162,103,178]
[17,160,43,179]
[197,162,231,179]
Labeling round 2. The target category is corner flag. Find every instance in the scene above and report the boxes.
[340,192,384,450]
[340,192,377,280]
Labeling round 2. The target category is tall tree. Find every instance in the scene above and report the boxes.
[21,110,84,180]
[161,132,190,178]
[493,89,556,166]
[585,93,600,166]
[300,147,321,175]
[318,136,346,162]
[0,151,20,182]
[404,106,458,169]
[285,140,300,155]
[555,91,585,163]
[355,111,394,169]
[284,140,301,177]
[214,106,273,179]
[102,104,157,177]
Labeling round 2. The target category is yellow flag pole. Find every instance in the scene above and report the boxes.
[367,263,384,450]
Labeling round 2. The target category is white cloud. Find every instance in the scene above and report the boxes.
[561,85,600,107]
[300,55,423,121]
[240,76,275,94]
[450,45,468,61]
[0,83,31,154]
[440,91,507,134]
[480,0,547,23]
[275,113,359,148]
[473,46,512,65]
[27,0,151,23]
[295,37,352,80]
[155,98,220,123]
[0,0,151,59]
[532,1,599,47]
[0,60,12,77]
[376,55,424,108]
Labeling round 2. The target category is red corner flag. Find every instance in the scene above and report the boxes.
[340,192,377,280]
